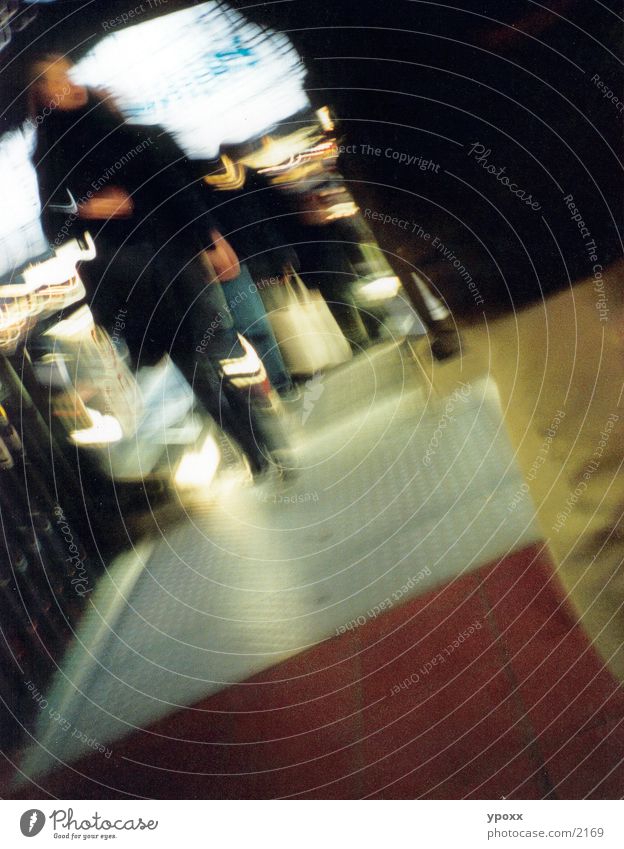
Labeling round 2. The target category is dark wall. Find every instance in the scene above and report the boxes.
[233,0,623,317]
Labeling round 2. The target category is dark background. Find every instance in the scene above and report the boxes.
[2,0,622,318]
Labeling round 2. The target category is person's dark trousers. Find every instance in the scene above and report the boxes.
[381,255,461,359]
[326,212,461,358]
[161,252,291,472]
[220,263,293,394]
[79,239,288,471]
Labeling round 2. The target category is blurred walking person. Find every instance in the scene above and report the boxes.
[27,53,292,475]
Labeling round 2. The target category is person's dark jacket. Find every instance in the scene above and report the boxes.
[33,91,217,259]
[208,169,299,281]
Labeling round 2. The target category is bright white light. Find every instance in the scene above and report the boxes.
[359,276,402,302]
[322,201,360,222]
[22,257,79,290]
[242,128,321,171]
[220,334,265,380]
[0,125,48,278]
[44,304,95,341]
[73,2,311,159]
[0,239,89,353]
[70,408,124,445]
[316,106,335,133]
[174,433,221,490]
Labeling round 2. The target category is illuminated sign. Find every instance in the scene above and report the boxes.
[0,126,48,279]
[73,1,310,158]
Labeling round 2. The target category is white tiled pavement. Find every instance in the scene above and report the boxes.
[16,341,541,784]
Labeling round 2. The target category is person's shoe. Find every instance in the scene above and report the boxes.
[250,455,299,485]
[430,332,462,360]
[269,448,300,482]
[428,319,462,360]
[279,385,303,404]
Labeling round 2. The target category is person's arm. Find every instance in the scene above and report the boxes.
[78,187,134,219]
[139,128,219,250]
[145,130,247,279]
